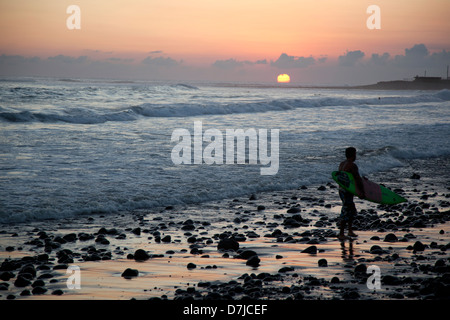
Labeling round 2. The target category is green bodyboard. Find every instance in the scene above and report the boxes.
[332,171,407,205]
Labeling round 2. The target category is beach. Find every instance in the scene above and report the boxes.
[0,79,449,304]
[1,156,449,301]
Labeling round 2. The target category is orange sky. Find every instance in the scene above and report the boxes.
[1,0,449,63]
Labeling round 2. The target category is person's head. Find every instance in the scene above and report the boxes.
[345,147,357,160]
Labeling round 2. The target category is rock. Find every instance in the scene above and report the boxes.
[317,186,326,191]
[369,245,384,254]
[131,227,141,235]
[121,268,139,278]
[32,286,47,295]
[318,259,328,267]
[5,246,14,252]
[410,173,420,179]
[331,277,340,284]
[238,250,258,259]
[217,238,239,251]
[19,265,36,278]
[0,271,14,281]
[384,233,398,242]
[52,289,64,296]
[413,241,426,251]
[301,246,317,254]
[62,233,77,242]
[14,275,31,287]
[249,194,257,200]
[278,266,294,273]
[382,275,401,285]
[246,256,260,267]
[287,207,301,213]
[257,205,265,211]
[31,279,45,288]
[0,282,9,290]
[187,263,196,269]
[354,264,367,276]
[161,235,171,243]
[134,249,150,261]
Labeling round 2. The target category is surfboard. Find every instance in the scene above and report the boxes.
[332,171,407,205]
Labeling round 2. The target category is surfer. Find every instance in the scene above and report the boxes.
[338,147,365,240]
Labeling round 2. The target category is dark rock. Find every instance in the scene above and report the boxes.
[318,259,328,267]
[121,268,139,278]
[217,238,239,251]
[249,194,257,200]
[238,250,257,259]
[5,246,14,252]
[0,271,14,281]
[413,241,426,251]
[62,233,77,242]
[14,275,31,287]
[52,289,64,296]
[287,207,301,213]
[132,227,141,235]
[331,277,340,284]
[161,235,171,243]
[354,264,367,276]
[278,266,294,273]
[369,245,384,254]
[301,246,317,254]
[32,286,47,295]
[257,205,265,211]
[410,173,420,179]
[246,256,260,267]
[384,233,398,242]
[31,279,45,288]
[382,275,401,285]
[0,282,9,290]
[317,186,326,191]
[187,263,196,269]
[19,265,36,278]
[342,290,360,299]
[134,249,150,261]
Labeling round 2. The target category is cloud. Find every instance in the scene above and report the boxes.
[212,58,244,69]
[148,50,163,54]
[270,53,315,69]
[338,50,365,66]
[141,56,179,67]
[47,55,89,64]
[212,58,268,69]
[392,44,450,68]
[369,52,390,66]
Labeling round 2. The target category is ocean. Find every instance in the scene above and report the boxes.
[1,78,449,224]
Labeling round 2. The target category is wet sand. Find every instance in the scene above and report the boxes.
[0,158,449,301]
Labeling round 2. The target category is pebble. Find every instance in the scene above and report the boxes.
[301,246,317,254]
[121,268,139,278]
[318,259,328,267]
[217,238,239,251]
[187,263,197,269]
[134,249,150,261]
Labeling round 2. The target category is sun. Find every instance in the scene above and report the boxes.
[277,74,290,83]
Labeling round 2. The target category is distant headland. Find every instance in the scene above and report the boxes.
[352,75,450,90]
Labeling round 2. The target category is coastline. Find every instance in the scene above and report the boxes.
[0,157,449,301]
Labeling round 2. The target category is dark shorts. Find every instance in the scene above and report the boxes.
[339,189,356,222]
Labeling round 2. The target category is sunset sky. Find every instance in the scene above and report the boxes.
[1,0,449,84]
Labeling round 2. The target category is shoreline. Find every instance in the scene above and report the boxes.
[0,157,449,301]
